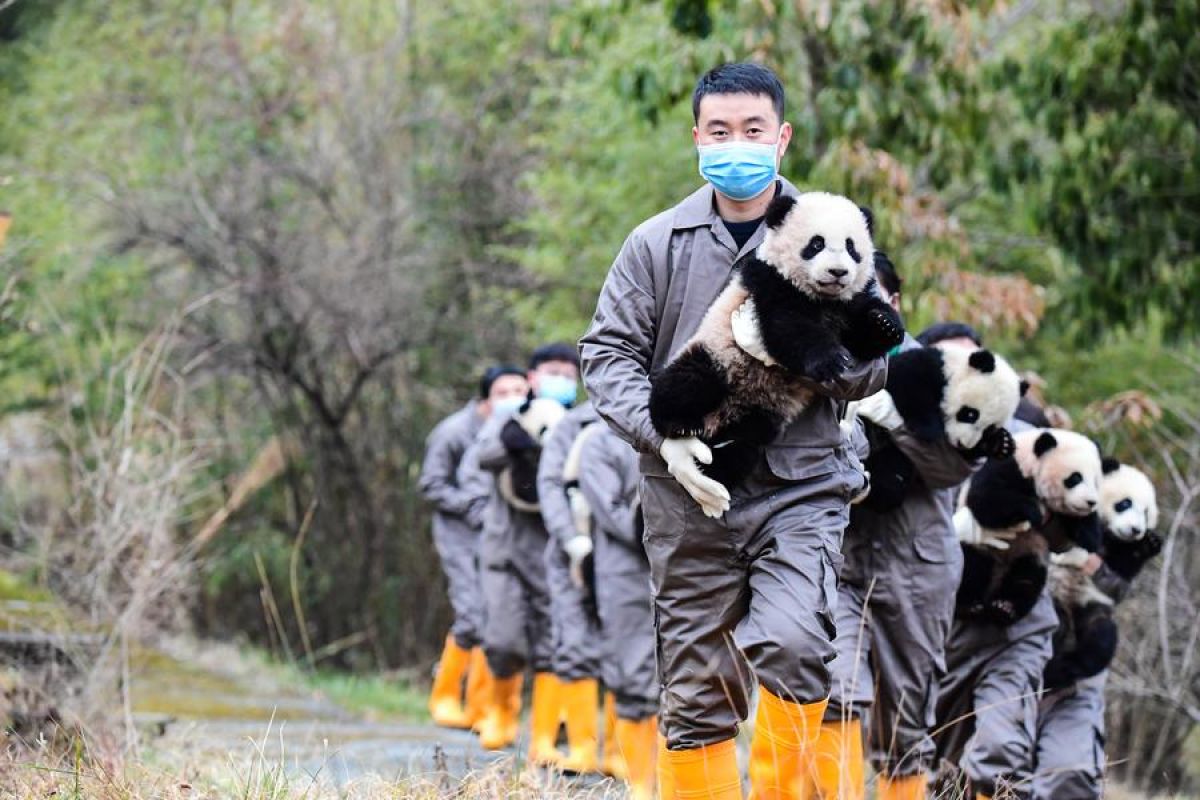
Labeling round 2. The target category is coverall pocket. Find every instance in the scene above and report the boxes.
[912,531,953,563]
[640,476,685,544]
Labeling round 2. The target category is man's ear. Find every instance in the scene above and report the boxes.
[1033,431,1058,458]
[765,195,798,230]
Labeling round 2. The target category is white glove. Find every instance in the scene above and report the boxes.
[855,390,904,432]
[566,487,592,537]
[1050,546,1091,569]
[563,534,594,588]
[953,507,1022,551]
[659,437,731,519]
[731,300,776,366]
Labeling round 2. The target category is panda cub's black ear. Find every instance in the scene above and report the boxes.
[1101,457,1121,475]
[1033,431,1058,457]
[859,206,875,235]
[1019,379,1031,397]
[765,195,798,230]
[968,349,997,373]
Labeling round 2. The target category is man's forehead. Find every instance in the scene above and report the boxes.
[696,92,779,125]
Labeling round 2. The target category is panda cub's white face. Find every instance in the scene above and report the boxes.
[517,397,566,443]
[1015,429,1103,516]
[757,192,875,302]
[937,346,1022,450]
[1100,463,1158,541]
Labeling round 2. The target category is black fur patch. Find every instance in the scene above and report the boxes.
[987,550,1048,624]
[968,349,996,373]
[966,456,1042,530]
[886,347,948,442]
[764,195,797,230]
[1019,379,1031,397]
[1102,530,1163,581]
[859,205,874,235]
[859,426,916,512]
[1033,431,1058,457]
[649,345,729,438]
[1101,457,1121,475]
[956,545,996,617]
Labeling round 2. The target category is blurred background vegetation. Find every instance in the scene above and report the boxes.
[0,0,1196,792]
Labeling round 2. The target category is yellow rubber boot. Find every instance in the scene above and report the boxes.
[808,718,864,800]
[661,738,742,799]
[658,734,675,800]
[478,673,523,750]
[602,691,628,779]
[748,688,827,800]
[528,672,565,767]
[616,715,659,800]
[560,678,600,773]
[877,773,927,800]
[976,795,991,800]
[428,635,472,728]
[464,648,492,730]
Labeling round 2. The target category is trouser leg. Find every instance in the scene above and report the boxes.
[1031,678,1106,800]
[481,561,529,679]
[545,540,602,681]
[433,522,483,649]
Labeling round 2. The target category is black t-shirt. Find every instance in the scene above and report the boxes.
[724,216,763,252]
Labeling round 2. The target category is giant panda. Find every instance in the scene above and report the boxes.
[648,192,904,486]
[857,345,1023,512]
[497,396,567,512]
[953,428,1104,625]
[1043,459,1161,689]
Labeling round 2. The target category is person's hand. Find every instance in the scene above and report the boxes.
[855,390,904,432]
[954,507,1022,551]
[659,437,731,518]
[1050,546,1092,569]
[566,487,592,537]
[731,300,776,366]
[563,534,594,588]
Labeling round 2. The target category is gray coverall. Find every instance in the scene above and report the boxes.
[418,401,487,649]
[829,371,972,777]
[935,591,1058,798]
[578,425,657,721]
[579,180,886,750]
[1031,557,1132,798]
[470,412,555,679]
[537,401,604,682]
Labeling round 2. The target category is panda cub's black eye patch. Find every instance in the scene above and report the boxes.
[846,238,861,263]
[1063,472,1083,489]
[956,407,980,424]
[1114,498,1133,513]
[801,236,825,260]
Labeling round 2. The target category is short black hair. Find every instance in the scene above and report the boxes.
[874,250,902,297]
[916,322,984,348]
[692,62,785,124]
[528,342,580,371]
[479,364,525,399]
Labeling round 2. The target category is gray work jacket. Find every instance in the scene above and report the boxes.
[579,180,887,484]
[536,401,600,548]
[578,425,646,577]
[419,400,486,524]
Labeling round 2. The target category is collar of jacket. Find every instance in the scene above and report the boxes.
[670,177,802,231]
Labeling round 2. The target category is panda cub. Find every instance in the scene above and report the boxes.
[954,428,1104,625]
[858,345,1023,512]
[648,192,904,486]
[1043,459,1161,689]
[497,397,566,512]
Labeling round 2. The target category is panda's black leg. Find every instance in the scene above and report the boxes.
[1067,608,1119,680]
[649,345,729,439]
[955,545,995,618]
[860,439,915,512]
[985,552,1047,625]
[841,290,905,360]
[703,441,758,488]
[701,407,782,487]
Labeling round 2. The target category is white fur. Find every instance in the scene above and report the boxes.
[939,348,1022,449]
[1013,428,1103,516]
[756,192,874,301]
[1100,463,1158,541]
[518,397,566,443]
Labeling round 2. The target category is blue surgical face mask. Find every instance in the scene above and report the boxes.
[491,396,524,418]
[536,374,578,407]
[697,141,779,201]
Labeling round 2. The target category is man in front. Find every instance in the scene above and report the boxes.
[580,63,886,799]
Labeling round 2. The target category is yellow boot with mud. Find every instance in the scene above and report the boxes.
[478,673,523,750]
[662,738,742,800]
[602,691,628,779]
[560,678,600,773]
[808,718,864,800]
[615,715,658,800]
[748,688,827,800]
[877,773,927,800]
[428,635,472,728]
[528,672,565,768]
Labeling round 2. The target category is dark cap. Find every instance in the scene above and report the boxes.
[916,321,983,348]
[479,364,526,399]
[528,342,580,371]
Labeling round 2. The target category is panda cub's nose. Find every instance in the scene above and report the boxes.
[829,268,849,278]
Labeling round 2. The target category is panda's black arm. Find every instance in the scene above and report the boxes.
[985,551,1047,625]
[648,344,730,438]
[966,458,1042,530]
[885,348,948,443]
[1044,612,1118,690]
[840,281,905,360]
[1101,531,1163,583]
[955,545,996,617]
[1047,511,1103,553]
[859,431,917,512]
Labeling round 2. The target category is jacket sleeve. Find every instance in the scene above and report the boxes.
[886,426,976,490]
[537,418,580,546]
[456,441,492,531]
[417,418,473,516]
[578,435,640,547]
[474,414,512,473]
[794,355,888,401]
[579,233,664,456]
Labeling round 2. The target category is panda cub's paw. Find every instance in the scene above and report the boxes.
[802,345,854,383]
[865,306,904,350]
[984,598,1019,626]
